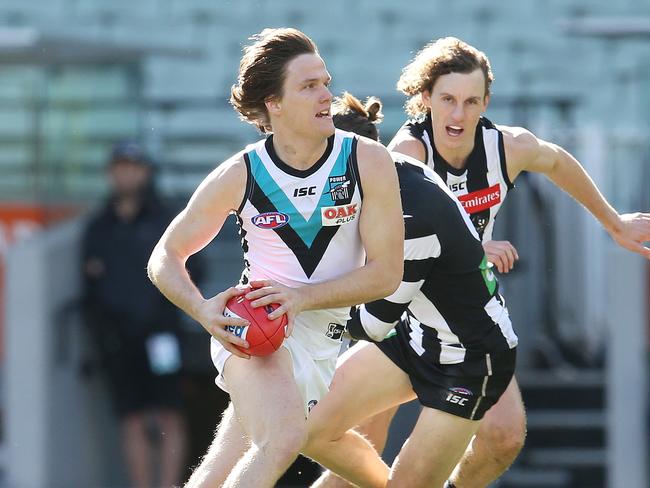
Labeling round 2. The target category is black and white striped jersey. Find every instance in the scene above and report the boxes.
[391,114,514,242]
[347,154,518,364]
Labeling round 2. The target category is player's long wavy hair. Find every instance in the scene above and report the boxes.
[230,28,318,133]
[331,92,383,142]
[397,37,494,117]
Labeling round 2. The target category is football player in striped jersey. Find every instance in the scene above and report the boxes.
[389,37,650,488]
[317,37,650,488]
[303,93,518,488]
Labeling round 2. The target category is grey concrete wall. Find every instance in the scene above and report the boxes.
[5,218,126,488]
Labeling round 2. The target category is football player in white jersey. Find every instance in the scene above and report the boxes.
[317,37,650,488]
[147,28,403,488]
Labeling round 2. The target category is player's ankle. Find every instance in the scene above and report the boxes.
[444,482,457,488]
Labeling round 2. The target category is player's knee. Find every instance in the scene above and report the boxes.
[308,407,341,439]
[495,425,526,462]
[303,421,344,459]
[302,430,328,458]
[256,424,308,464]
[478,413,526,462]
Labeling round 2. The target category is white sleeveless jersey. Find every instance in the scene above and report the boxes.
[394,115,514,242]
[235,129,365,358]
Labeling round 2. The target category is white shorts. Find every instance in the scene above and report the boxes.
[211,331,338,417]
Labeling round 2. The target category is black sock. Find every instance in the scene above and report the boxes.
[444,482,457,488]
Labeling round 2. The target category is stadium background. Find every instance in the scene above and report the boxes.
[0,1,648,487]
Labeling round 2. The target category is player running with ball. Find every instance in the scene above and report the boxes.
[147,29,403,488]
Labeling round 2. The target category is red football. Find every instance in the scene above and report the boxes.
[224,294,287,356]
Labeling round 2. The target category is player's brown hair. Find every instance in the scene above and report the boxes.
[397,37,493,116]
[230,28,318,133]
[331,92,383,142]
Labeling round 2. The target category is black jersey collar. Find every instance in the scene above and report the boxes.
[265,134,335,178]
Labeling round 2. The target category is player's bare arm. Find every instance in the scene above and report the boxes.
[502,125,650,259]
[247,139,404,331]
[147,155,253,358]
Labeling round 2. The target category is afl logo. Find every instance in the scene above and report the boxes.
[252,212,290,229]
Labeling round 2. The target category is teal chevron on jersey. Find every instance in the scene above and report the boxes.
[247,137,352,248]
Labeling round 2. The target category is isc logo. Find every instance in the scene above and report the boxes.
[445,393,468,406]
[449,181,466,192]
[252,212,290,229]
[293,186,316,197]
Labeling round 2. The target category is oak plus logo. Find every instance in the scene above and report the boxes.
[321,203,359,226]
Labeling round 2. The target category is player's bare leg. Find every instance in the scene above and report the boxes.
[447,377,526,488]
[184,403,249,488]
[358,406,400,454]
[221,347,307,488]
[304,342,415,488]
[122,412,152,488]
[157,408,187,487]
[313,406,399,488]
[387,407,479,488]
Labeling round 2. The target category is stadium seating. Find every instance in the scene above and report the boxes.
[0,0,648,201]
[1,2,648,487]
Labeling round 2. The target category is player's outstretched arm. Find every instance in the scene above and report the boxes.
[606,212,650,258]
[247,140,404,333]
[502,126,650,259]
[147,155,252,358]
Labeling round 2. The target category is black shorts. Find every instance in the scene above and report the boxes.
[102,333,183,418]
[376,327,516,421]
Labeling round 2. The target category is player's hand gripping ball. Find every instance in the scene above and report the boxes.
[224,293,287,356]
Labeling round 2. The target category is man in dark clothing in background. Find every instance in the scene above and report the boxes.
[82,141,187,488]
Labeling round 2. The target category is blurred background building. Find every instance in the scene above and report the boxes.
[0,1,648,487]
